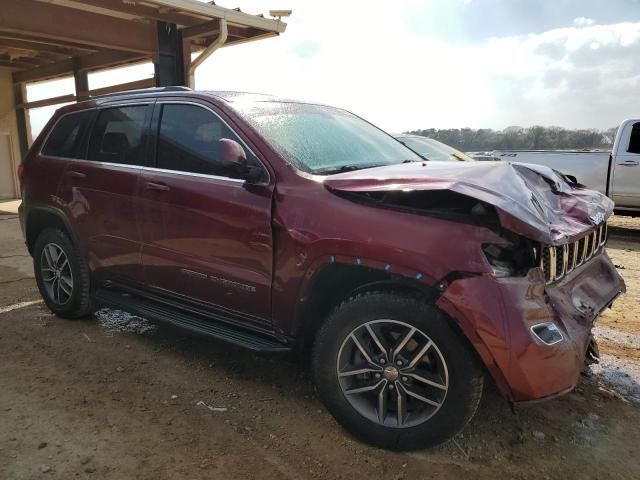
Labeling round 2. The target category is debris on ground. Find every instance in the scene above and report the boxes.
[196,400,228,412]
[588,354,640,403]
[95,308,156,335]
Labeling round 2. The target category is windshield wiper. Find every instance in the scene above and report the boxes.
[314,163,386,175]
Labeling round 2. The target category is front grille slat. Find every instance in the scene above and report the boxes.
[548,246,557,282]
[539,222,607,284]
[584,234,592,260]
[568,242,576,272]
[541,246,552,283]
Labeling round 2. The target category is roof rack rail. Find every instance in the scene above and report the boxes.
[90,86,192,100]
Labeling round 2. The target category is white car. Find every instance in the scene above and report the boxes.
[395,135,477,162]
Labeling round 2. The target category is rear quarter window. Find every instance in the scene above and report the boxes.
[41,110,94,159]
[628,122,640,154]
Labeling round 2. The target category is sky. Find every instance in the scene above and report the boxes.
[27,0,640,137]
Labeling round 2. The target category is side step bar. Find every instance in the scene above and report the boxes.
[95,288,292,353]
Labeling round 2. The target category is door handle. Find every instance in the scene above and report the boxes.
[145,181,170,192]
[618,160,640,166]
[67,170,87,179]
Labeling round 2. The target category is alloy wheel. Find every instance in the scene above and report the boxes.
[336,319,449,428]
[40,242,74,305]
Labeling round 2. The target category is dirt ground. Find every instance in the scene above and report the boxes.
[1,201,639,480]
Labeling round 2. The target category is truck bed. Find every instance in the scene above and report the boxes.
[490,150,610,194]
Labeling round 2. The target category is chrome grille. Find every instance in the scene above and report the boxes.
[538,222,607,284]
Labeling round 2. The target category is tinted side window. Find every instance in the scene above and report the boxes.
[628,122,640,154]
[156,104,258,178]
[88,106,148,165]
[42,110,94,159]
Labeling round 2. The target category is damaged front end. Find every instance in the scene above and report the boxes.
[324,160,626,402]
[323,160,613,245]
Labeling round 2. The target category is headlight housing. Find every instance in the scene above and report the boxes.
[483,235,537,278]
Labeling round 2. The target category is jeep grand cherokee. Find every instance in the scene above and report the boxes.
[18,87,625,450]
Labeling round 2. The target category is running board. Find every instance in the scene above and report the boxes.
[95,288,292,353]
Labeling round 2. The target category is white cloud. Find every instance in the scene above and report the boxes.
[573,17,595,27]
[202,1,640,131]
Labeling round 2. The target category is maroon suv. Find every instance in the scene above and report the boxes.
[19,87,625,450]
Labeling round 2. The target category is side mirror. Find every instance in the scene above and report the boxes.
[218,138,266,184]
[219,138,248,170]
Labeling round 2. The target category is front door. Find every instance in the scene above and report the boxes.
[139,102,274,323]
[612,121,640,208]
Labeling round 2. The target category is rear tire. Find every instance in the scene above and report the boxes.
[33,228,94,319]
[312,291,483,450]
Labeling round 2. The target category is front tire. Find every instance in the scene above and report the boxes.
[33,228,94,319]
[312,291,483,450]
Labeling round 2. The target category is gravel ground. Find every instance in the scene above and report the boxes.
[588,354,640,403]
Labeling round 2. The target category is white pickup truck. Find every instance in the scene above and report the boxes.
[490,119,640,215]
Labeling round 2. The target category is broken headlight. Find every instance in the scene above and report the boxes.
[483,236,537,278]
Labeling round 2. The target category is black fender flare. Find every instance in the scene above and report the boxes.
[24,204,81,254]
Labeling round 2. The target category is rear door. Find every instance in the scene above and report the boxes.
[611,121,640,208]
[139,100,274,323]
[57,101,152,284]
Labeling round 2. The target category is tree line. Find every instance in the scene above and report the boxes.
[404,126,618,151]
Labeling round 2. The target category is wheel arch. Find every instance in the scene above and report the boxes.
[25,206,79,255]
[295,259,439,353]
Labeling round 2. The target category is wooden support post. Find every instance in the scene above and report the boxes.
[154,21,186,87]
[12,82,30,159]
[73,59,89,100]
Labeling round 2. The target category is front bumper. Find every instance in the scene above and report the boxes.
[436,250,625,402]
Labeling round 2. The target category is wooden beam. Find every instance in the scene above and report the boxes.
[0,34,97,55]
[189,29,277,50]
[15,77,155,110]
[224,32,278,47]
[13,59,74,84]
[75,50,150,72]
[182,20,220,39]
[17,94,77,110]
[0,0,157,54]
[73,0,203,27]
[0,37,88,56]
[0,60,34,70]
[13,50,148,84]
[182,21,253,40]
[86,78,155,97]
[4,51,68,64]
[0,55,43,67]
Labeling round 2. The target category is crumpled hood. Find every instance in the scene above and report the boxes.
[323,161,613,245]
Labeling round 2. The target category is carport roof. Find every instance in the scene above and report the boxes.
[0,0,288,84]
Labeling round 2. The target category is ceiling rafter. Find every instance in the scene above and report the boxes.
[0,0,158,54]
